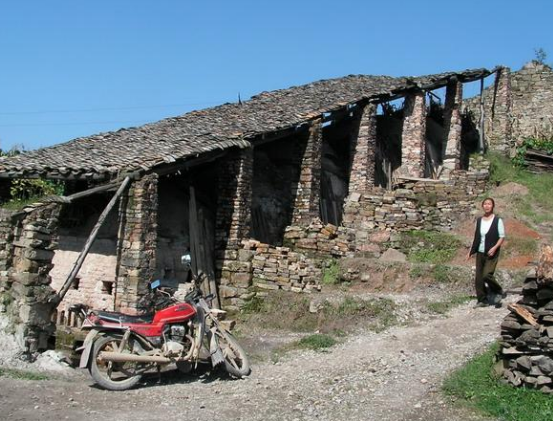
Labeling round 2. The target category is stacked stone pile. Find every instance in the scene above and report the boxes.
[499,245,553,393]
[219,238,323,309]
[244,240,322,293]
[283,219,354,257]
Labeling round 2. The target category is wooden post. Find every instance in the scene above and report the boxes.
[51,177,132,304]
[478,78,486,153]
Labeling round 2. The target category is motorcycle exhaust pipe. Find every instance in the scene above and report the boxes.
[98,351,181,364]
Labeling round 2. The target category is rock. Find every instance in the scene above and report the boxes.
[537,376,552,385]
[379,249,406,262]
[369,231,391,244]
[516,356,532,371]
[538,357,553,374]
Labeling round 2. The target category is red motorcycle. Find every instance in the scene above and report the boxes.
[71,255,250,391]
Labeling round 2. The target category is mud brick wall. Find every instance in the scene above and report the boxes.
[343,157,489,232]
[50,238,117,319]
[0,204,61,352]
[115,174,158,314]
[499,245,553,394]
[219,239,323,310]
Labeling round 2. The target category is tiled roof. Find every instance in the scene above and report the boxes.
[0,68,494,180]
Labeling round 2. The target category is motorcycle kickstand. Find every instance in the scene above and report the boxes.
[155,365,162,384]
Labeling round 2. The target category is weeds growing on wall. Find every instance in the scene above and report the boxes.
[1,178,65,210]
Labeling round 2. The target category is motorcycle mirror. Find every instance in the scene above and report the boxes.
[181,253,192,270]
[150,279,161,290]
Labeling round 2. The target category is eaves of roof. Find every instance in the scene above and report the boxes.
[0,67,498,181]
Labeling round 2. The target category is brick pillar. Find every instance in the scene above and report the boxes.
[441,81,463,177]
[490,67,512,153]
[215,148,254,307]
[397,92,426,178]
[292,119,322,224]
[115,174,158,314]
[348,104,377,196]
[3,204,61,352]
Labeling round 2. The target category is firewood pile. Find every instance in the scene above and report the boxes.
[499,245,553,393]
[524,149,553,173]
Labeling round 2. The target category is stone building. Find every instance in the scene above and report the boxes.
[0,67,503,351]
[464,61,553,153]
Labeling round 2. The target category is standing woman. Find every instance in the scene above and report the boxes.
[467,197,506,307]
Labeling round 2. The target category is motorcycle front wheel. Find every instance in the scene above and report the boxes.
[216,330,251,378]
[89,334,144,391]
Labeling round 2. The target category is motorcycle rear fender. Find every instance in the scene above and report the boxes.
[78,329,101,369]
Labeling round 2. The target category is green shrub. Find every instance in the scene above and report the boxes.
[296,333,337,350]
[2,178,65,209]
[322,259,341,285]
[512,137,553,167]
[240,295,265,314]
[427,295,472,314]
[488,152,553,227]
[397,230,461,264]
[443,343,553,421]
[0,367,49,381]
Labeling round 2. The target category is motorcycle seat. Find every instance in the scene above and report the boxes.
[95,311,154,324]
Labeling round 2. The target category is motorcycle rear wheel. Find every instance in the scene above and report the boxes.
[89,334,144,391]
[216,330,251,378]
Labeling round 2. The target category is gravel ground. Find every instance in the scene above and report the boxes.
[0,295,512,421]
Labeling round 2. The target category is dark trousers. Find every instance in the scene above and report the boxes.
[475,252,503,302]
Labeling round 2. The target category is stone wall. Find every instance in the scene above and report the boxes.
[348,104,378,194]
[219,238,324,310]
[343,156,489,232]
[397,92,426,178]
[292,120,323,224]
[464,63,553,153]
[115,174,158,314]
[511,63,553,142]
[0,204,61,352]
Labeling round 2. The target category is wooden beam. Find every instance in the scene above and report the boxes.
[50,176,132,305]
[478,78,486,153]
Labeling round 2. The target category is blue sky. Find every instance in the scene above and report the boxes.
[1,0,551,151]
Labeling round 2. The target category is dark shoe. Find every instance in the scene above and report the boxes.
[475,301,489,308]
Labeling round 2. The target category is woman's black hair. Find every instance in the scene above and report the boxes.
[481,197,495,209]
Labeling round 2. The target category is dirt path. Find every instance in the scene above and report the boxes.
[0,299,509,421]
